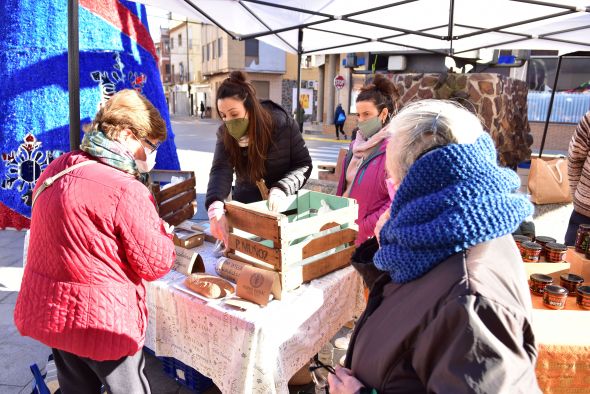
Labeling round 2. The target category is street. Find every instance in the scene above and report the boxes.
[168,116,350,219]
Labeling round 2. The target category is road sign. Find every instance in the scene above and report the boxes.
[334,75,345,90]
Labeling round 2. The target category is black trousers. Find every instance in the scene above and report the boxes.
[565,209,590,246]
[52,348,150,394]
[335,123,345,138]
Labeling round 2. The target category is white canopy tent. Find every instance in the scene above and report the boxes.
[66,0,590,148]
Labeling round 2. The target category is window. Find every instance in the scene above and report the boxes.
[165,64,170,74]
[170,37,174,49]
[245,39,259,66]
[171,65,175,82]
[207,43,210,61]
[212,41,216,59]
[202,45,205,62]
[218,38,222,58]
[179,62,184,82]
[178,34,182,47]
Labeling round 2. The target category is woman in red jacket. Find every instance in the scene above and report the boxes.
[14,89,175,394]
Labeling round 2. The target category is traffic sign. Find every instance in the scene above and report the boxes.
[334,75,345,90]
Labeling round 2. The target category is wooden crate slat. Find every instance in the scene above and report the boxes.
[225,201,283,244]
[159,189,196,217]
[162,203,196,226]
[228,234,281,269]
[280,204,358,243]
[301,228,357,259]
[156,176,196,204]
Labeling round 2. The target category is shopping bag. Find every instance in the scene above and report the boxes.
[337,113,346,123]
[528,157,572,204]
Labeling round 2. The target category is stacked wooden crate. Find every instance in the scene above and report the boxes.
[150,170,196,226]
[225,190,358,294]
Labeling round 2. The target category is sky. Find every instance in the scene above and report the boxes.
[145,4,203,44]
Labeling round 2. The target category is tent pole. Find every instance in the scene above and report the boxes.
[68,0,80,151]
[538,55,562,158]
[296,28,303,132]
[448,0,455,53]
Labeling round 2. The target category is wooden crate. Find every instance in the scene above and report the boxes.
[225,190,358,291]
[150,170,197,226]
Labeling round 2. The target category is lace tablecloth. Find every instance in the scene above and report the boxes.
[145,242,365,393]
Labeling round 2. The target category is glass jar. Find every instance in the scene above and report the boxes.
[534,236,557,258]
[575,224,590,253]
[576,285,590,310]
[560,273,584,294]
[543,285,568,310]
[530,273,553,296]
[545,242,567,263]
[521,241,542,263]
[513,235,531,256]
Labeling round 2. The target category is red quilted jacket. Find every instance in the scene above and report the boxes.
[14,151,175,361]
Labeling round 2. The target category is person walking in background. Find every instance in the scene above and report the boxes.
[565,111,590,245]
[329,100,540,394]
[334,103,347,139]
[14,89,176,394]
[336,74,399,247]
[206,71,312,251]
[200,100,205,119]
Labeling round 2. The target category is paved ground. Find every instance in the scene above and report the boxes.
[0,115,573,393]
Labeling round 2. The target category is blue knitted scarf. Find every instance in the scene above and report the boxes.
[374,133,533,284]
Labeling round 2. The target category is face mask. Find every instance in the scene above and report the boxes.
[385,177,398,200]
[136,148,157,173]
[225,117,249,141]
[357,116,383,139]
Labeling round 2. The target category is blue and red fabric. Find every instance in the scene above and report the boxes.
[0,0,180,229]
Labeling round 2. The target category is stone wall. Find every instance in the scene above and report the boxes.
[391,73,532,168]
[281,80,317,122]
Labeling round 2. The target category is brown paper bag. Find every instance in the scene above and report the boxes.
[528,157,572,205]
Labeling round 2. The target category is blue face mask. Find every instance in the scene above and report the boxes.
[357,116,384,139]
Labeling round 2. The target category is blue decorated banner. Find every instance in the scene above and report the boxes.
[0,0,180,228]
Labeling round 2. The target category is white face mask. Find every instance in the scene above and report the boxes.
[136,148,157,173]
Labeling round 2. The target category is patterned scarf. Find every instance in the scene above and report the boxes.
[80,130,147,183]
[375,133,533,284]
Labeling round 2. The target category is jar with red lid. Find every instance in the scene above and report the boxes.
[575,224,590,253]
[545,242,567,263]
[521,241,542,263]
[577,286,590,310]
[530,273,553,296]
[534,236,556,258]
[543,285,568,310]
[560,273,584,294]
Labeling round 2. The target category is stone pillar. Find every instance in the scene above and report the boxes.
[325,54,337,125]
[317,65,325,123]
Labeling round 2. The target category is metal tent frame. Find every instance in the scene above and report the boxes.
[67,0,590,147]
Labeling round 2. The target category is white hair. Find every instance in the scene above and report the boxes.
[386,99,485,182]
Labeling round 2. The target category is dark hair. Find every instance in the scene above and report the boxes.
[356,74,400,125]
[216,71,273,183]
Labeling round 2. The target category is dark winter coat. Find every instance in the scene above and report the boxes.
[206,100,312,208]
[346,235,541,394]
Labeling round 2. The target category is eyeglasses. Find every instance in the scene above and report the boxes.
[142,138,161,153]
[309,355,335,393]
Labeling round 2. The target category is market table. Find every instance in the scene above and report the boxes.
[144,242,365,393]
[525,261,590,393]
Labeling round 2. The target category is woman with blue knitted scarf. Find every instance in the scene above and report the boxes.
[329,100,541,394]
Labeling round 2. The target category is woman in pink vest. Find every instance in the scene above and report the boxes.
[14,89,175,394]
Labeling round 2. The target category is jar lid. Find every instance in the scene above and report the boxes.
[535,236,557,243]
[545,242,567,252]
[560,273,584,283]
[578,285,590,295]
[513,235,531,242]
[522,241,542,250]
[544,285,568,295]
[579,224,590,230]
[530,273,553,283]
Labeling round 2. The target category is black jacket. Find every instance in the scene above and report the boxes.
[206,100,312,208]
[346,235,541,393]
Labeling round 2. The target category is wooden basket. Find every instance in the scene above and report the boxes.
[225,190,358,292]
[150,170,196,226]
